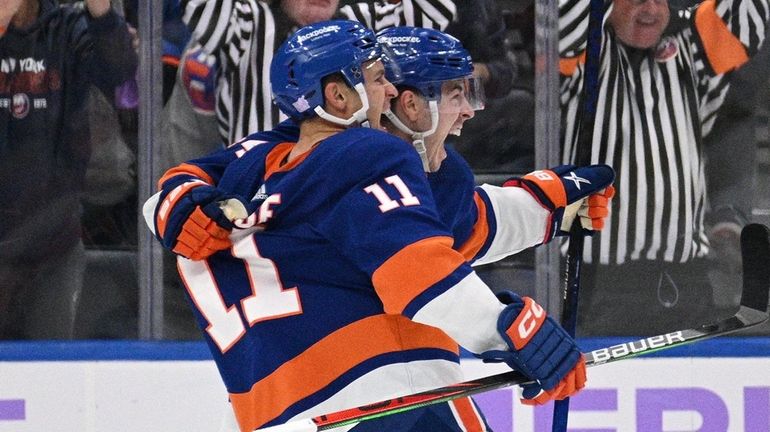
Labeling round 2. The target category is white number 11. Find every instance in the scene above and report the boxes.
[364,175,420,213]
[178,237,302,354]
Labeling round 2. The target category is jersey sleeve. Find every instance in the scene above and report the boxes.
[696,0,769,71]
[183,0,268,67]
[428,149,551,265]
[317,133,506,354]
[157,119,299,192]
[471,184,553,265]
[69,7,138,93]
[147,120,300,237]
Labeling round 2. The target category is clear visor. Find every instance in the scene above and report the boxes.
[435,77,485,114]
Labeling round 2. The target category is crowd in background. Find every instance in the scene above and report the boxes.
[1,0,768,340]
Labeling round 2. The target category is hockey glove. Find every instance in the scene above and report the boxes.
[479,291,586,405]
[155,183,247,260]
[503,164,615,242]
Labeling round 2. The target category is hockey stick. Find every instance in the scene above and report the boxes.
[554,0,605,426]
[256,224,770,432]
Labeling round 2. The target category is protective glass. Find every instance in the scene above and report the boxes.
[436,77,485,114]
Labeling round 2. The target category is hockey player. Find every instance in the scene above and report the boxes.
[146,21,614,431]
[146,26,615,267]
[374,26,616,260]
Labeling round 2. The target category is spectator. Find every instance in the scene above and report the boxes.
[0,0,137,339]
[181,0,458,145]
[558,0,769,335]
[123,0,192,103]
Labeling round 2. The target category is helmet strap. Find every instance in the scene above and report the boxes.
[314,83,371,128]
[383,100,439,171]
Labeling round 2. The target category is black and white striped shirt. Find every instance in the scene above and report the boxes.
[558,0,769,265]
[182,0,457,144]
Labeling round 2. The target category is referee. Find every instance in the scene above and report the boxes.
[558,0,769,335]
[182,0,457,145]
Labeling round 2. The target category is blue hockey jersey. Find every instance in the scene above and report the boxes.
[171,127,521,431]
[144,118,560,430]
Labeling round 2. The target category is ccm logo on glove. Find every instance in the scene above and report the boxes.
[507,297,545,350]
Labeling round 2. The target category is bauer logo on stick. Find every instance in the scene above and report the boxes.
[590,331,686,364]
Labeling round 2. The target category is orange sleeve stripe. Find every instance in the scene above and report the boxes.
[457,192,490,261]
[372,236,466,315]
[157,163,215,190]
[695,0,749,74]
[229,314,458,431]
[156,180,206,238]
[451,397,485,432]
[560,51,586,76]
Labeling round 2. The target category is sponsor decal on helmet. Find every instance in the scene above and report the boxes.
[377,36,422,45]
[296,25,341,44]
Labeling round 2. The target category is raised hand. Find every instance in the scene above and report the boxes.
[503,164,615,241]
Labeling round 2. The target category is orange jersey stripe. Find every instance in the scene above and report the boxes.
[457,192,490,261]
[372,236,466,315]
[451,397,485,432]
[229,314,458,431]
[560,51,586,76]
[157,163,215,190]
[696,0,749,74]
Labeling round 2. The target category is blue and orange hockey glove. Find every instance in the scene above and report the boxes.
[479,291,586,405]
[154,180,247,260]
[503,164,615,242]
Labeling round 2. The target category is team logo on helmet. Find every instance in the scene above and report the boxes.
[292,96,311,113]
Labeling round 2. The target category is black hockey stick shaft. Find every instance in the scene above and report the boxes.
[257,224,769,432]
[259,304,769,431]
[554,0,605,427]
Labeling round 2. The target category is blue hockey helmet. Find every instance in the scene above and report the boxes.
[271,20,386,124]
[376,26,484,171]
[376,26,483,110]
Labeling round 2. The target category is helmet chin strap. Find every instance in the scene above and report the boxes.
[383,100,439,172]
[315,83,371,128]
